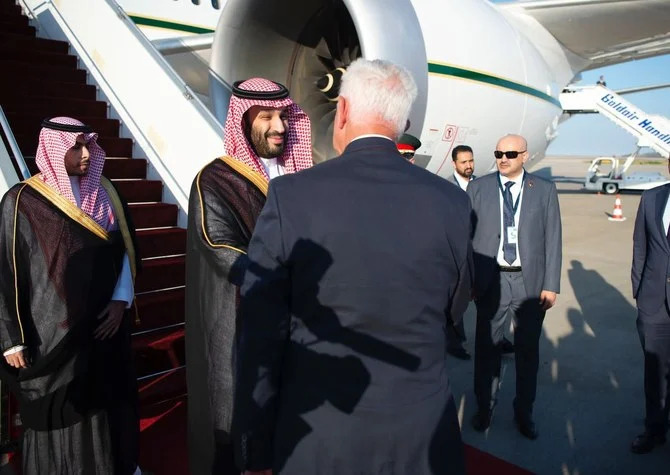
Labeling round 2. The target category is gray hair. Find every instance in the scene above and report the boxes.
[339,58,418,138]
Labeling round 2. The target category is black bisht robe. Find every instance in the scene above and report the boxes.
[185,157,267,475]
[0,176,139,474]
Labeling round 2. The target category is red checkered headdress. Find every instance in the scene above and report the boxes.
[35,117,114,230]
[223,78,313,180]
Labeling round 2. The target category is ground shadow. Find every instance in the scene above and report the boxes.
[536,259,642,473]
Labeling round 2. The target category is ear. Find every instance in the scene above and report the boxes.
[335,96,348,131]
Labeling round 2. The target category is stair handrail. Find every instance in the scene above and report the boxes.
[0,106,31,180]
[16,0,48,37]
[560,85,670,158]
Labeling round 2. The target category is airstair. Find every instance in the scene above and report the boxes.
[559,85,670,158]
[0,0,226,471]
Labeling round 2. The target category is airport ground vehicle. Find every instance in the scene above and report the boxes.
[584,150,669,194]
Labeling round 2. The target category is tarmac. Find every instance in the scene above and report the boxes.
[448,155,670,475]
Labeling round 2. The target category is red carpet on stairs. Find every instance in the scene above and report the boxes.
[0,0,188,456]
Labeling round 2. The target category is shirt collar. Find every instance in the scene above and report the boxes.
[499,169,525,186]
[454,173,470,187]
[351,134,394,143]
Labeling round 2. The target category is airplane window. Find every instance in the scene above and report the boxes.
[192,0,200,4]
[212,0,220,8]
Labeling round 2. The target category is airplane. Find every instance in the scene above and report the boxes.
[114,0,670,178]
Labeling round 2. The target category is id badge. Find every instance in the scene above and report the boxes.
[507,226,518,244]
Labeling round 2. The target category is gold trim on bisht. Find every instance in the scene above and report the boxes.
[25,175,110,241]
[101,177,137,281]
[12,184,28,345]
[194,156,268,253]
[219,155,269,196]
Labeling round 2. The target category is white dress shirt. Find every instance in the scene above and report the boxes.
[454,173,471,191]
[259,157,285,180]
[663,192,670,236]
[351,134,394,143]
[496,170,525,267]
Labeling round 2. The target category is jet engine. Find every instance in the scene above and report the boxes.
[209,0,428,163]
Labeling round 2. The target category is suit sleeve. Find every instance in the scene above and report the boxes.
[233,182,290,471]
[631,192,647,299]
[543,183,562,293]
[0,189,26,352]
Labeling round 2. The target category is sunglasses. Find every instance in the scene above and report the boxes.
[400,151,415,160]
[494,150,526,159]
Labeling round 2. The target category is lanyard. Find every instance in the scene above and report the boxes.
[497,172,524,215]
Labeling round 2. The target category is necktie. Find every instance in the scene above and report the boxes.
[503,181,517,265]
[666,221,670,246]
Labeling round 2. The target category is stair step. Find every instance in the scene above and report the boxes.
[96,136,133,157]
[103,158,146,179]
[128,203,179,229]
[6,113,119,137]
[0,47,77,68]
[112,179,162,203]
[136,227,186,259]
[0,2,26,13]
[133,288,185,332]
[0,60,85,83]
[137,367,186,407]
[0,21,35,36]
[135,256,185,293]
[133,327,185,378]
[0,15,30,28]
[0,78,96,101]
[0,3,22,15]
[0,31,69,54]
[3,96,107,117]
[15,134,130,157]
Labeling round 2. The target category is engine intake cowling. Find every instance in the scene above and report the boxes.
[210,0,428,163]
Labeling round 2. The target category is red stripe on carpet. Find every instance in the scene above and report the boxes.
[138,400,534,474]
[465,445,534,475]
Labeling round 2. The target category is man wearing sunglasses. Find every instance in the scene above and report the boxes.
[467,134,562,440]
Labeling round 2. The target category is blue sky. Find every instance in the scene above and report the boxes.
[548,55,670,156]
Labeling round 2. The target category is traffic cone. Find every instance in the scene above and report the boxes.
[608,194,626,222]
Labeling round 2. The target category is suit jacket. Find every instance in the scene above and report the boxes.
[446,173,475,191]
[467,170,562,298]
[632,183,670,316]
[233,137,470,474]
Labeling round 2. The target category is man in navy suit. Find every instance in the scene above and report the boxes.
[631,169,670,453]
[232,59,470,474]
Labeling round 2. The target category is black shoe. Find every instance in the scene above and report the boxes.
[471,411,491,432]
[631,432,666,454]
[447,346,471,360]
[514,416,539,440]
[499,337,514,354]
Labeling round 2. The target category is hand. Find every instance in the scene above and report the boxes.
[4,350,28,369]
[539,290,557,311]
[95,300,127,340]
